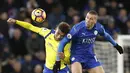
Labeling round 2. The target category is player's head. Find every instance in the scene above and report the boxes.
[55,22,70,41]
[85,10,98,29]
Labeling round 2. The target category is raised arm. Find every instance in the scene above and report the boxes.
[7,18,51,37]
[16,20,42,33]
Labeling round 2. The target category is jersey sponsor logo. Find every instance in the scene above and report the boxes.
[94,30,98,35]
[82,38,95,44]
[77,37,96,44]
[67,34,72,39]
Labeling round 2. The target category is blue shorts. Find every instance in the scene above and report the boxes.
[43,66,70,73]
[70,55,101,69]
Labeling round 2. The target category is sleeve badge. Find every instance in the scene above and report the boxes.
[67,34,72,39]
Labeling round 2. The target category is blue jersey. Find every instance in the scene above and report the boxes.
[67,20,105,56]
[57,20,117,60]
[69,21,99,56]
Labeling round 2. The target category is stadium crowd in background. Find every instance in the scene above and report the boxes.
[0,0,130,73]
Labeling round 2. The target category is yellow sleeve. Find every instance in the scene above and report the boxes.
[16,20,51,37]
[63,43,71,64]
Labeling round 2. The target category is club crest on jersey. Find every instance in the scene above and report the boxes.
[67,34,72,39]
[94,30,98,35]
[47,42,53,48]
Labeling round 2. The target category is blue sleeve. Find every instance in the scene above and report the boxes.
[58,36,71,52]
[56,25,78,61]
[98,25,117,46]
[58,25,77,52]
[56,36,70,61]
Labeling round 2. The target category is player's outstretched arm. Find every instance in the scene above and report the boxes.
[104,32,123,54]
[7,18,42,33]
[99,25,123,54]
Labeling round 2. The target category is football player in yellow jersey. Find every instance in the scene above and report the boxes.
[7,18,71,73]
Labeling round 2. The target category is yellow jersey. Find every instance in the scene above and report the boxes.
[16,20,71,70]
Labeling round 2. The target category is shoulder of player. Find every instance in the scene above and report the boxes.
[40,27,55,35]
[41,27,55,33]
[75,20,85,26]
[41,27,50,31]
[73,20,85,30]
[95,22,104,29]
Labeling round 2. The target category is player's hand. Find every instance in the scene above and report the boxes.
[58,52,65,59]
[114,44,123,54]
[53,61,61,73]
[7,18,16,24]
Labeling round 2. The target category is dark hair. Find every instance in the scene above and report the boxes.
[88,10,98,15]
[57,22,70,34]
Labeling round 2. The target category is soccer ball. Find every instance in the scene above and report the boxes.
[31,8,46,23]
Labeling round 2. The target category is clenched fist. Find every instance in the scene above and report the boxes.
[58,52,65,59]
[7,18,16,24]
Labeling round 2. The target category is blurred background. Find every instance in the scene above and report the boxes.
[0,0,130,73]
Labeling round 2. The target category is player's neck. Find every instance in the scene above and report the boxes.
[85,22,94,30]
[86,25,94,30]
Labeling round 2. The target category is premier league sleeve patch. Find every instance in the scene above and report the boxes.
[67,34,72,39]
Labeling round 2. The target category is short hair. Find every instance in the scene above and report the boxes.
[88,10,98,15]
[57,22,70,34]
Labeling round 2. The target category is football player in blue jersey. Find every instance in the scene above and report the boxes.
[57,10,123,73]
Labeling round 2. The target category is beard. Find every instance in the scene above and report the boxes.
[86,23,95,29]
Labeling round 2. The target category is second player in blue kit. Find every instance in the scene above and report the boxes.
[57,10,123,73]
